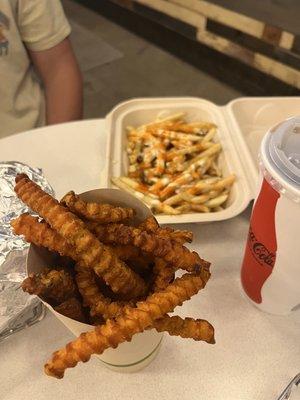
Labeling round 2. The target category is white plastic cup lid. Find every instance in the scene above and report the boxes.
[262,116,300,198]
[269,116,300,185]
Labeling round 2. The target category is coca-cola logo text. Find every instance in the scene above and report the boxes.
[247,228,275,268]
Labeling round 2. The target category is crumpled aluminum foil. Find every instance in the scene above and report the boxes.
[0,162,54,340]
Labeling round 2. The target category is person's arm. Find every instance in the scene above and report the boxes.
[29,38,83,125]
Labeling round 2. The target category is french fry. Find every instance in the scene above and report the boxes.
[214,206,224,212]
[150,129,203,142]
[189,193,212,205]
[185,175,235,197]
[204,193,228,208]
[111,177,180,215]
[175,203,192,213]
[190,190,220,205]
[165,142,213,161]
[151,141,166,176]
[190,204,210,213]
[202,127,217,143]
[166,155,186,174]
[164,192,190,207]
[136,112,186,132]
[164,121,216,134]
[120,177,159,199]
[184,143,222,169]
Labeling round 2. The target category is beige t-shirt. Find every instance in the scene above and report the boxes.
[0,0,71,138]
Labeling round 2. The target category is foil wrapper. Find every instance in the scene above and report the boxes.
[0,162,54,340]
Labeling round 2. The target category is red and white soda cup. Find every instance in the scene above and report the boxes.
[241,116,300,315]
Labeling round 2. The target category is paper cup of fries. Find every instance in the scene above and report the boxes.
[27,188,164,372]
[15,174,213,379]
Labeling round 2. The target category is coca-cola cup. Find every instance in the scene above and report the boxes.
[241,116,300,315]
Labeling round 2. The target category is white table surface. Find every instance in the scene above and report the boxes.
[0,119,299,400]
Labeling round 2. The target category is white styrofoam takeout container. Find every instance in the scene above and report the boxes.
[27,188,163,373]
[104,96,300,224]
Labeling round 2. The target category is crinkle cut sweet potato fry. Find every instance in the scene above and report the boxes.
[44,270,211,378]
[22,269,77,305]
[61,190,135,223]
[139,216,193,244]
[152,258,175,292]
[14,174,147,298]
[75,263,129,320]
[12,213,150,274]
[138,216,159,232]
[83,263,212,343]
[11,213,74,259]
[83,266,213,343]
[109,244,140,261]
[12,212,152,298]
[154,315,215,343]
[87,222,209,272]
[54,298,87,323]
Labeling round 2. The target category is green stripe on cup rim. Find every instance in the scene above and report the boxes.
[99,337,163,368]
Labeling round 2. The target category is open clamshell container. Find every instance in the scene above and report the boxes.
[26,189,163,372]
[104,97,300,224]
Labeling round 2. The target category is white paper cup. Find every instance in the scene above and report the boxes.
[26,188,163,372]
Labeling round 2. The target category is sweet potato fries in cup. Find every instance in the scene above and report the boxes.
[12,174,215,379]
